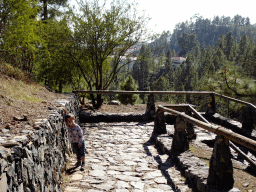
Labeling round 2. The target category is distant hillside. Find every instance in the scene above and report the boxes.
[150,14,256,56]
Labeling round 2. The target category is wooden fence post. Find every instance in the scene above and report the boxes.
[171,116,189,154]
[242,106,254,137]
[145,94,156,120]
[185,108,196,140]
[207,135,234,191]
[153,108,167,134]
[206,93,216,115]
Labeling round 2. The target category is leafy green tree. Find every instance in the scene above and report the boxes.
[238,33,248,62]
[240,39,254,76]
[0,0,41,73]
[117,75,139,105]
[35,18,77,92]
[213,46,225,71]
[66,0,150,108]
[156,51,165,73]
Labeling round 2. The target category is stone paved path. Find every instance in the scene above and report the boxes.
[63,122,192,192]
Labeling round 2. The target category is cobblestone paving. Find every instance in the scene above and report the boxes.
[63,122,192,192]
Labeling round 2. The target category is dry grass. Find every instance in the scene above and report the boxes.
[0,74,70,135]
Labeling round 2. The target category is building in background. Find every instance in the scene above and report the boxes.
[171,56,186,68]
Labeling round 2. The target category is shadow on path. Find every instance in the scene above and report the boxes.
[65,166,79,175]
[143,138,197,192]
[143,140,177,191]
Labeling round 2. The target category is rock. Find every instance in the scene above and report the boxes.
[5,124,11,129]
[92,181,115,191]
[243,183,249,187]
[89,170,106,177]
[13,115,28,121]
[0,173,7,192]
[0,149,9,159]
[108,100,121,105]
[130,181,144,190]
[1,129,10,133]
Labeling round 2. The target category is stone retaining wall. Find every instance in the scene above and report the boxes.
[0,94,79,192]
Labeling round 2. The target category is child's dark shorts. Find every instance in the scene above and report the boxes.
[71,140,86,160]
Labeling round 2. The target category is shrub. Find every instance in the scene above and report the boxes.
[0,63,25,80]
[117,75,139,105]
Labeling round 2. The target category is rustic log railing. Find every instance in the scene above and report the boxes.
[157,105,256,152]
[154,105,256,191]
[73,89,256,111]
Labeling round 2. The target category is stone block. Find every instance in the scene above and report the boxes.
[0,159,8,175]
[0,173,7,192]
[6,163,15,177]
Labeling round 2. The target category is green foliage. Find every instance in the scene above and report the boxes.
[0,62,25,80]
[0,0,42,73]
[34,18,78,92]
[178,32,199,56]
[132,44,152,92]
[116,75,139,105]
[151,76,170,102]
[65,0,151,108]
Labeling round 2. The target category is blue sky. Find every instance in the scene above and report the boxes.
[69,0,256,34]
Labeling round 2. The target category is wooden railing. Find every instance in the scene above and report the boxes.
[73,90,256,109]
[153,104,256,191]
[157,105,256,152]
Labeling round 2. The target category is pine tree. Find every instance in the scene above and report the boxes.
[224,31,234,60]
[238,33,248,61]
[133,45,151,91]
[117,75,139,105]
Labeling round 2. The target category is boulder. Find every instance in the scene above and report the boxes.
[108,100,121,105]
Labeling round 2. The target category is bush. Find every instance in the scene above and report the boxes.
[0,63,25,80]
[117,75,139,105]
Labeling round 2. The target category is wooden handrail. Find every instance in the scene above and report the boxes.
[157,105,256,152]
[73,90,213,95]
[73,90,256,110]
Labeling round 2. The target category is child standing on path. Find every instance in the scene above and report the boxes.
[65,113,86,170]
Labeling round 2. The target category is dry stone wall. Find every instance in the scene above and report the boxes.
[0,93,79,192]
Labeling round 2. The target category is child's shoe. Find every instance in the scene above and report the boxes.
[80,162,85,171]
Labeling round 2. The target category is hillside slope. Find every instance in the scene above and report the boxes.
[0,74,70,135]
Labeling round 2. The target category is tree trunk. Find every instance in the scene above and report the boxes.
[90,94,103,109]
[43,0,48,21]
[59,81,62,93]
[96,94,103,109]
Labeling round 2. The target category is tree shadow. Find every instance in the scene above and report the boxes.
[143,139,197,191]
